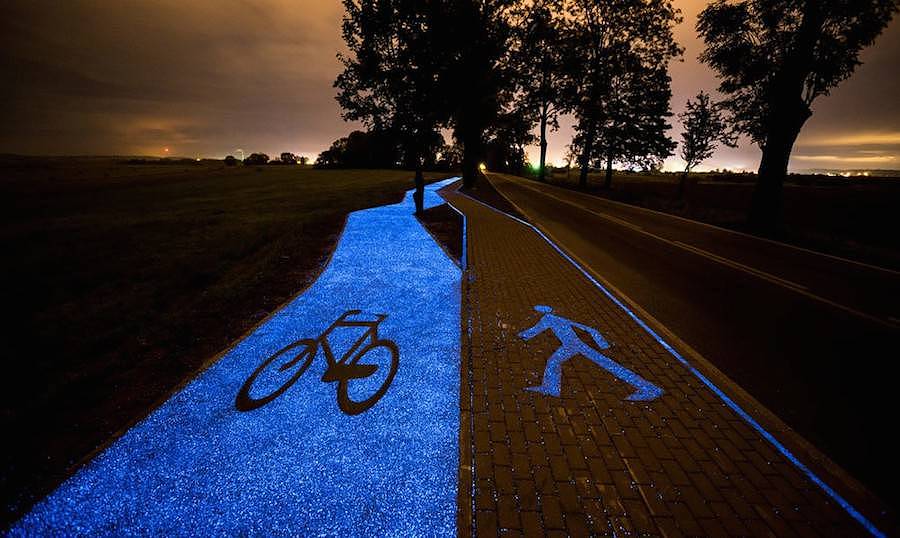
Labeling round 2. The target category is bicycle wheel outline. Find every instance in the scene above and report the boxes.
[235,338,317,411]
[337,339,399,416]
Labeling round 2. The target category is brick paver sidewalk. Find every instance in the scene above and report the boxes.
[443,188,882,537]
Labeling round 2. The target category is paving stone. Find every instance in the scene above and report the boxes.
[445,188,878,537]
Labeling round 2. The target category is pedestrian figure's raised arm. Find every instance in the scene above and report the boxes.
[519,316,552,340]
[573,321,610,349]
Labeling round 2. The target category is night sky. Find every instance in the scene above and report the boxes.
[2,0,898,171]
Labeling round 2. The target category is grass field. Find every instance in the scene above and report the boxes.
[539,168,900,269]
[0,156,448,523]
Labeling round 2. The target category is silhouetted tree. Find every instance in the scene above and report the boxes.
[510,0,566,181]
[563,145,578,181]
[315,149,337,168]
[244,153,269,165]
[562,0,682,190]
[678,91,737,194]
[299,156,309,166]
[440,0,518,188]
[280,152,298,164]
[597,66,679,188]
[698,0,899,234]
[336,0,449,214]
[315,130,403,169]
[485,108,536,175]
[224,155,239,166]
[435,142,464,171]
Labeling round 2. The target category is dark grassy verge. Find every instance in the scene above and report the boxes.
[417,203,463,264]
[533,169,900,270]
[463,173,529,222]
[0,157,447,525]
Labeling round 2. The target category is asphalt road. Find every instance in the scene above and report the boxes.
[487,173,900,511]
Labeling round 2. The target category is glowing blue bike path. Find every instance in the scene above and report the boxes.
[12,178,462,536]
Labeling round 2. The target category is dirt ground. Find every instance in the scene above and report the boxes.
[418,203,464,265]
[0,155,447,525]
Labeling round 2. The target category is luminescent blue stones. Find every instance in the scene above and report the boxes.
[12,178,462,536]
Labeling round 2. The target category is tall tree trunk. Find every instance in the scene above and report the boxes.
[749,1,821,235]
[604,153,613,189]
[413,166,425,215]
[750,105,811,236]
[460,121,483,189]
[678,167,691,198]
[539,102,549,182]
[462,152,478,189]
[578,119,595,190]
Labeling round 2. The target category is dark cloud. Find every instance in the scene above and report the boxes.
[2,0,898,169]
[1,0,355,158]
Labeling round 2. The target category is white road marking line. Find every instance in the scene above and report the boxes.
[514,180,804,289]
[456,188,886,537]
[508,175,900,276]
[591,210,644,232]
[505,177,899,330]
[672,240,808,291]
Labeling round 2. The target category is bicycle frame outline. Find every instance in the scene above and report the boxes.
[236,309,400,415]
[318,310,387,381]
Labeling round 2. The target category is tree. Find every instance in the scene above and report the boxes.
[439,0,518,188]
[314,130,403,169]
[484,108,536,175]
[299,156,309,166]
[562,0,683,190]
[678,91,737,194]
[224,155,238,166]
[698,0,899,234]
[510,0,566,182]
[596,64,679,188]
[244,153,269,165]
[435,142,464,171]
[563,144,578,181]
[336,0,450,214]
[280,152,298,164]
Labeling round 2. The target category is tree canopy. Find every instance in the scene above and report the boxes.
[699,0,898,144]
[335,0,450,211]
[678,91,737,174]
[315,130,404,169]
[509,0,567,181]
[562,0,683,188]
[698,0,898,232]
[441,0,519,187]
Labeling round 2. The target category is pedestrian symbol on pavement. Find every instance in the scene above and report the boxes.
[519,305,663,401]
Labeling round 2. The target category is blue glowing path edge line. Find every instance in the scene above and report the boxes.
[442,195,477,535]
[455,190,885,538]
[443,198,467,271]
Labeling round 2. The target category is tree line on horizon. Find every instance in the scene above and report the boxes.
[332,0,897,234]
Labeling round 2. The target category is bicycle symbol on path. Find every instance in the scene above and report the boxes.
[236,310,400,415]
[519,305,663,401]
